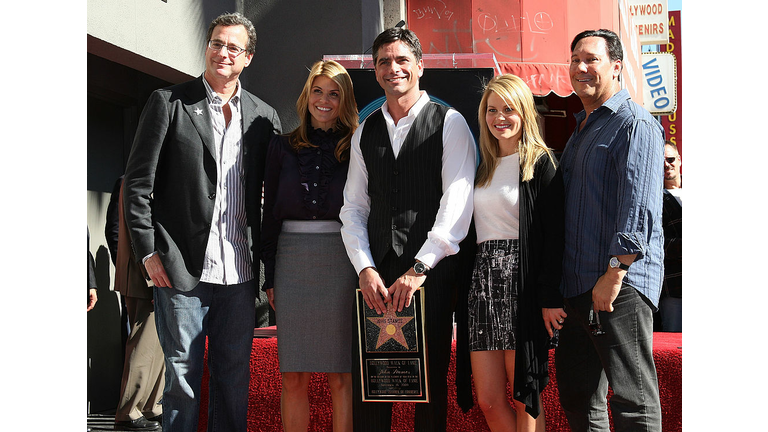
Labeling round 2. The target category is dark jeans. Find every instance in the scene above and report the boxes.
[555,284,662,432]
[154,280,256,432]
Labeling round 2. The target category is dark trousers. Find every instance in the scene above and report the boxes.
[555,284,662,432]
[351,250,456,432]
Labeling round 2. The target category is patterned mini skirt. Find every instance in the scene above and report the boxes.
[468,239,520,352]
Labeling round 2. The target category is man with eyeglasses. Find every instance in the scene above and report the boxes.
[123,12,281,432]
[658,141,682,332]
[556,29,664,431]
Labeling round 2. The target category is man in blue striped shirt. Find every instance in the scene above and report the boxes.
[554,29,664,431]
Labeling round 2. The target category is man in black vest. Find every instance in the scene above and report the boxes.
[340,28,476,432]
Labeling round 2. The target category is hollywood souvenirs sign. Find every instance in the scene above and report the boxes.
[627,0,669,45]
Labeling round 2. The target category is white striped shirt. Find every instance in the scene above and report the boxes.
[199,77,253,285]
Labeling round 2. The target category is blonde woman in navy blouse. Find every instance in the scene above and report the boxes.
[260,60,359,432]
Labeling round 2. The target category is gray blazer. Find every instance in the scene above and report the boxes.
[123,76,281,292]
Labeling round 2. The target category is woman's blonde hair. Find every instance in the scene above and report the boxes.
[475,74,555,187]
[289,60,359,161]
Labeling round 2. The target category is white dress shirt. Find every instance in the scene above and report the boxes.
[339,91,476,275]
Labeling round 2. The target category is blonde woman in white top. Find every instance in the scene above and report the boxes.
[467,74,566,432]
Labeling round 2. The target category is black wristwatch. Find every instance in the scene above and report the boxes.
[609,256,630,271]
[412,261,430,276]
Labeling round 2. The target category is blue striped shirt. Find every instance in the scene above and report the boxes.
[559,89,665,307]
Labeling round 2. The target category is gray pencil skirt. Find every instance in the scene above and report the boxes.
[273,220,357,373]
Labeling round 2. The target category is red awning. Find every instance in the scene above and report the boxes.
[499,62,573,97]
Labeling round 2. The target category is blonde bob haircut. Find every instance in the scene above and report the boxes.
[290,60,359,161]
[475,74,556,187]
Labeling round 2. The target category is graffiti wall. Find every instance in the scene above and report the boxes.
[408,0,578,63]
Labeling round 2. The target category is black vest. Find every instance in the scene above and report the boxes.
[361,102,449,267]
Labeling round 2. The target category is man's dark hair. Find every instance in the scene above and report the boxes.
[570,29,623,62]
[371,27,423,64]
[207,12,258,55]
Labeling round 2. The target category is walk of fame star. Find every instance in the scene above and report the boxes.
[367,304,414,350]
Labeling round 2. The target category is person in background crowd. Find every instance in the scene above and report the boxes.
[260,60,359,432]
[462,74,564,432]
[659,141,682,332]
[105,176,131,363]
[112,178,165,431]
[106,177,122,266]
[555,29,664,431]
[122,12,281,432]
[339,27,476,432]
[88,228,98,312]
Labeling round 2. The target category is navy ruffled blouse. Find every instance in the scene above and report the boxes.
[259,128,349,290]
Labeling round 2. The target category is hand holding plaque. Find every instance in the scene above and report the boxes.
[356,287,429,402]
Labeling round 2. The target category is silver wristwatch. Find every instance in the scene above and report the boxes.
[412,261,429,276]
[609,256,630,271]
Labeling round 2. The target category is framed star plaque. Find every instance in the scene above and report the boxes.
[356,287,429,403]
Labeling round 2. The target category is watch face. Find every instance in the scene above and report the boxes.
[610,257,629,270]
[414,262,426,274]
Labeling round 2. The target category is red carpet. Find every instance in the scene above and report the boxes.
[199,332,681,431]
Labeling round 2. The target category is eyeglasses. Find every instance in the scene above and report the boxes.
[665,157,677,164]
[588,304,606,336]
[208,40,246,56]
